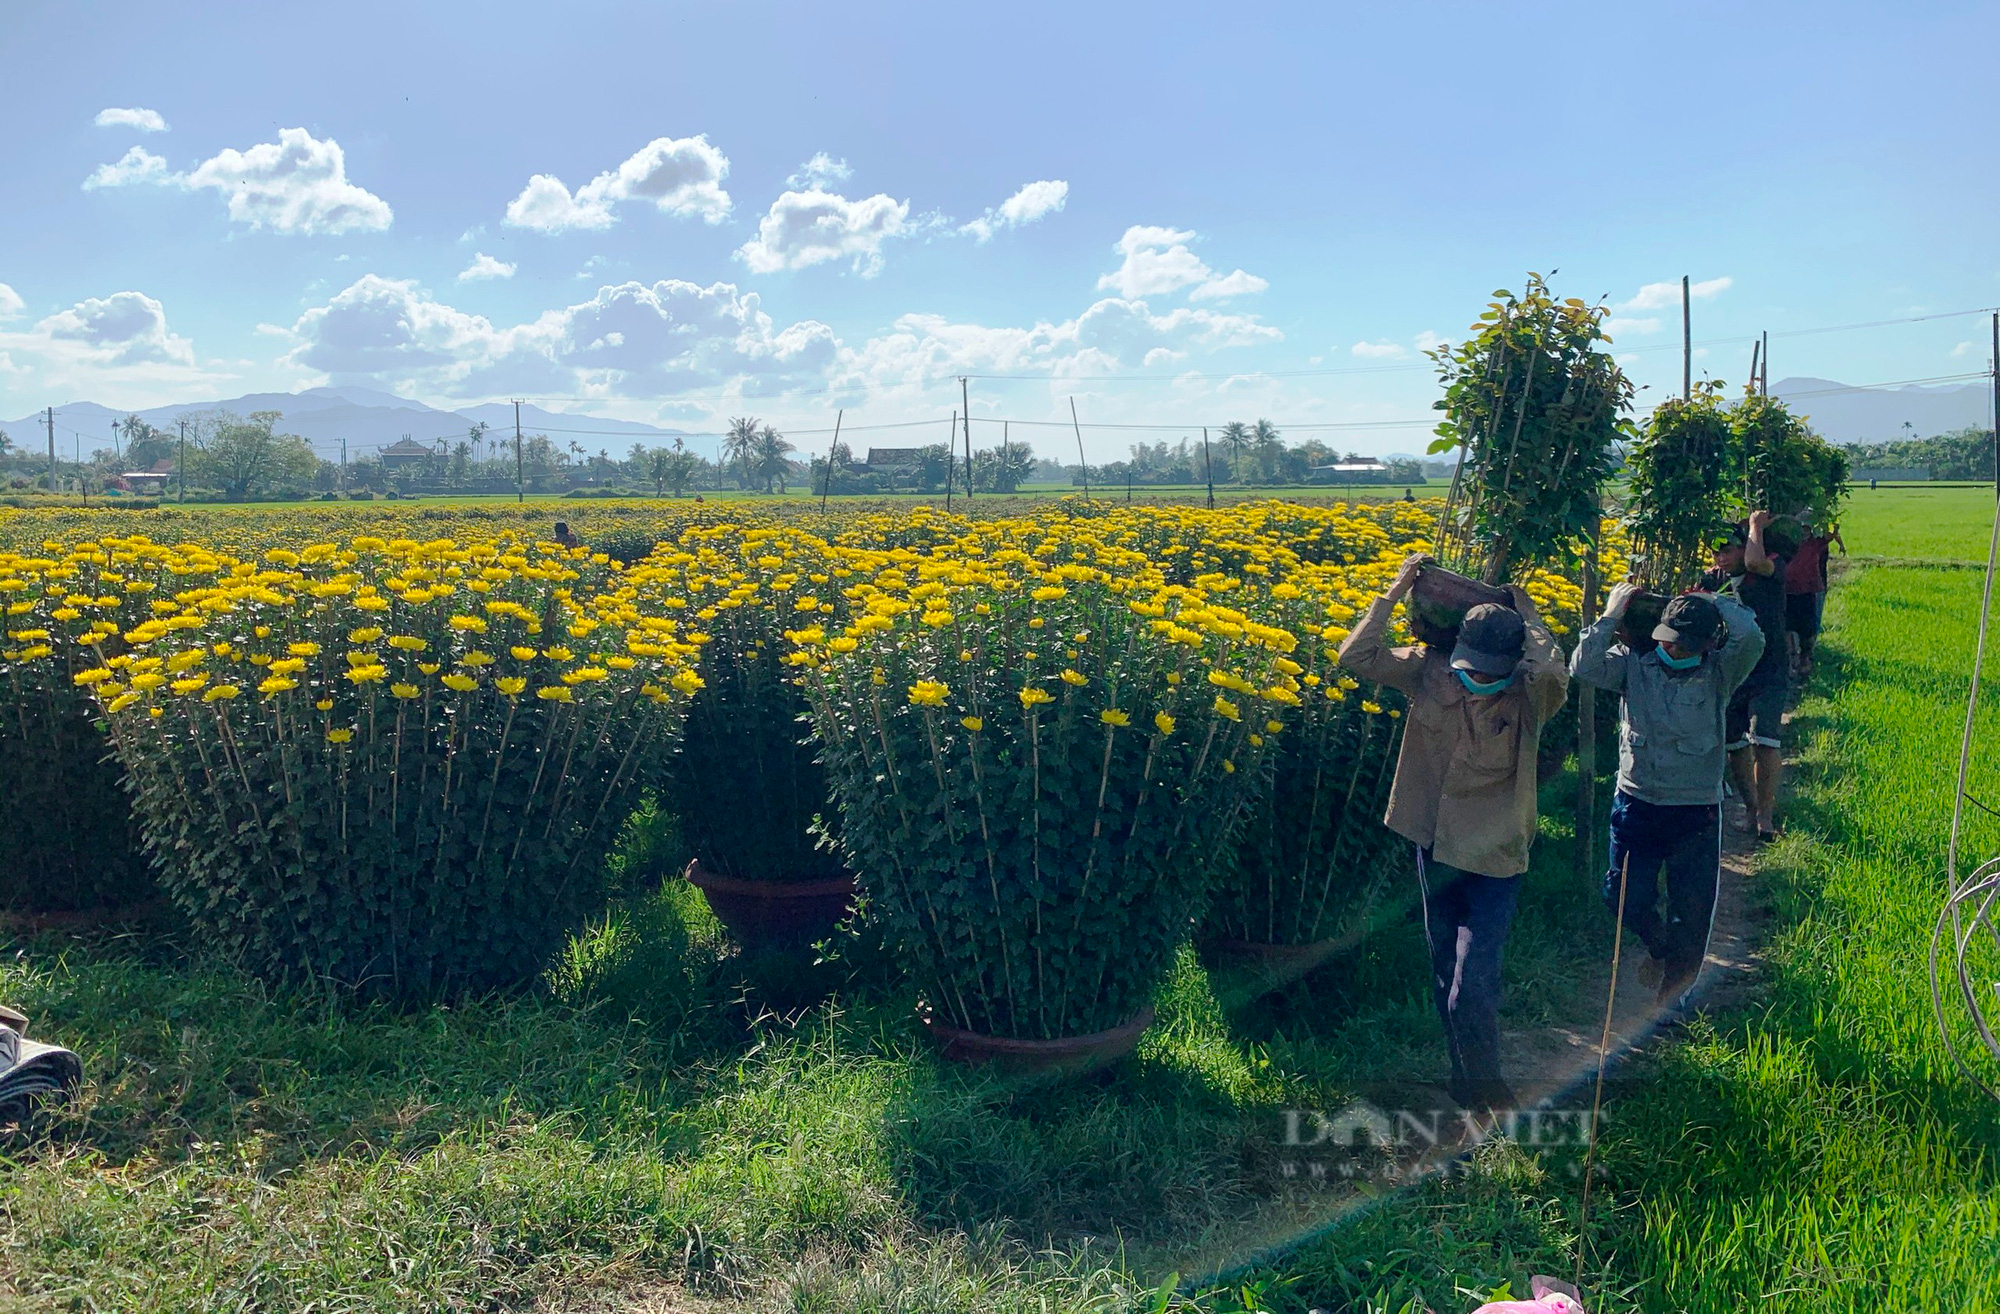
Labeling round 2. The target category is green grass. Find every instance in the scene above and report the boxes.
[1247,563,2000,1311]
[0,779,1621,1308]
[8,544,2000,1310]
[1837,484,1996,563]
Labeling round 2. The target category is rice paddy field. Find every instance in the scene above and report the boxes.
[0,487,1995,1312]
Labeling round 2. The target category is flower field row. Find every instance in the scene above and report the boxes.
[0,498,1616,1034]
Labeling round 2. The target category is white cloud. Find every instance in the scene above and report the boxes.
[38,292,195,366]
[1603,316,1662,337]
[504,135,732,233]
[1351,340,1407,359]
[1189,269,1268,300]
[1951,340,1979,359]
[737,188,911,276]
[0,290,222,405]
[1096,225,1265,300]
[962,179,1069,241]
[0,284,24,320]
[787,152,852,189]
[118,128,397,234]
[283,274,835,399]
[837,295,1280,398]
[458,252,517,282]
[82,146,171,190]
[1413,330,1445,354]
[94,106,168,132]
[1617,276,1732,313]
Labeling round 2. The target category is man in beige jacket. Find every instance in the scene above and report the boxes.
[1338,553,1569,1110]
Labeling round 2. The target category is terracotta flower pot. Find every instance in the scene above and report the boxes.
[921,1006,1155,1076]
[685,858,856,951]
[1200,937,1341,999]
[1615,591,1670,649]
[1408,564,1514,648]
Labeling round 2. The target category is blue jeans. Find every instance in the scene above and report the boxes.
[1416,848,1520,1095]
[1604,791,1721,969]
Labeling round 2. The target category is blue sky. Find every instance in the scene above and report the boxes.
[3,0,1995,460]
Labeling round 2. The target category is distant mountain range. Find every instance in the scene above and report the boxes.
[1769,375,1990,445]
[4,387,689,464]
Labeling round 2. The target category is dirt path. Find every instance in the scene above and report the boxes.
[1503,813,1769,1109]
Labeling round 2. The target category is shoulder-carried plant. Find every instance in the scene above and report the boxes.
[1429,274,1634,584]
[1734,394,1849,526]
[1625,382,1739,592]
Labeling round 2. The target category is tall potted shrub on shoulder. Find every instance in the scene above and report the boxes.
[666,524,855,950]
[793,532,1294,1071]
[1620,381,1740,641]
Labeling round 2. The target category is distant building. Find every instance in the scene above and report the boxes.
[380,437,436,470]
[116,457,175,494]
[1313,459,1392,484]
[861,447,927,471]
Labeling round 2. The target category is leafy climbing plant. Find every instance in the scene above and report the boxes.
[1429,274,1634,583]
[1625,382,1739,592]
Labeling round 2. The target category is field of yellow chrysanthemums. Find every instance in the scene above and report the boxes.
[0,498,1618,1033]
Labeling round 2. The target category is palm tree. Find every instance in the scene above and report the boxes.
[1250,418,1282,483]
[1217,421,1250,483]
[724,416,761,489]
[753,425,795,493]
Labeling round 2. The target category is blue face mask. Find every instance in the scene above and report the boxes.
[1656,643,1703,671]
[1456,668,1514,696]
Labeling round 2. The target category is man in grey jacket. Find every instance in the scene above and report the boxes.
[1570,583,1765,1005]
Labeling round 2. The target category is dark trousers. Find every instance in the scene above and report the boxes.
[1604,790,1721,969]
[1415,848,1520,1095]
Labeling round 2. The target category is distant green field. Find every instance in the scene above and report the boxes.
[1839,484,1996,562]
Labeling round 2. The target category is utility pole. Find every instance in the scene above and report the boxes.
[944,411,956,512]
[821,408,843,511]
[1761,330,1770,397]
[1991,312,1998,505]
[177,417,188,502]
[512,399,525,504]
[1747,339,1761,397]
[339,435,347,495]
[1681,275,1692,401]
[45,407,56,494]
[960,377,975,502]
[1202,426,1215,509]
[1069,396,1091,498]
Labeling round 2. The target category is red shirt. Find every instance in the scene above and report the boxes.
[1785,535,1829,595]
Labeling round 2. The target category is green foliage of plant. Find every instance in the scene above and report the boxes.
[668,525,850,885]
[1207,668,1404,947]
[799,574,1289,1041]
[1625,383,1739,591]
[0,669,151,910]
[1734,394,1848,526]
[1429,273,1634,582]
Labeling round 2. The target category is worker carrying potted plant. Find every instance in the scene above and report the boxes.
[1569,583,1764,1007]
[1338,552,1569,1112]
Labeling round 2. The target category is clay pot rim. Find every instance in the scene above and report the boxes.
[1204,936,1340,960]
[684,858,856,900]
[919,1005,1156,1057]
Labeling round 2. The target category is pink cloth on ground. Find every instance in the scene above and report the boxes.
[1469,1276,1588,1313]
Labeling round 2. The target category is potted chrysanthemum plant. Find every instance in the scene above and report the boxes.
[792,538,1298,1071]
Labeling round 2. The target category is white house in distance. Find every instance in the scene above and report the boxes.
[1313,458,1391,484]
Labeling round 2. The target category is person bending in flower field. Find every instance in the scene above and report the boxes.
[1570,585,1764,1008]
[1338,553,1568,1112]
